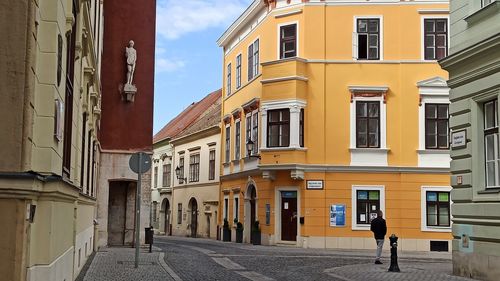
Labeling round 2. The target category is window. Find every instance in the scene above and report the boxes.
[179,156,185,184]
[248,39,259,80]
[426,191,450,227]
[267,109,290,147]
[252,112,259,154]
[356,101,380,148]
[356,18,380,60]
[226,63,232,96]
[223,197,229,221]
[189,154,200,183]
[235,121,241,160]
[280,24,297,59]
[482,0,494,7]
[236,54,241,89]
[62,3,78,177]
[234,196,239,222]
[300,109,304,148]
[356,190,380,225]
[209,150,216,180]
[152,201,158,225]
[163,164,171,187]
[425,104,449,149]
[154,166,158,188]
[225,126,230,163]
[424,19,448,60]
[484,99,499,187]
[177,203,182,224]
[247,111,259,156]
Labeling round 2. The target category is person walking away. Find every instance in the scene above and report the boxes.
[370,210,387,264]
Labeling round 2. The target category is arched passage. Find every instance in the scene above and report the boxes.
[244,183,257,243]
[161,198,170,235]
[189,198,198,238]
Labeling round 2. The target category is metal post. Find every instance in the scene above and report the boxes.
[135,153,142,268]
[388,234,400,272]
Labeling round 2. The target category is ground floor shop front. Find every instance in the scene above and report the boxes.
[220,169,452,252]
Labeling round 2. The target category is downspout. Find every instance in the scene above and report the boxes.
[323,2,327,250]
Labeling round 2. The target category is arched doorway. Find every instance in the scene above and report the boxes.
[161,198,170,235]
[189,198,198,238]
[244,184,257,243]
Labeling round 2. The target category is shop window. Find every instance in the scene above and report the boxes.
[426,191,450,227]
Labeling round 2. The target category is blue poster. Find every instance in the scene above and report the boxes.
[330,204,346,227]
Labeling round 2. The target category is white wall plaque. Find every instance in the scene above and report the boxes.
[451,130,467,149]
[306,180,324,190]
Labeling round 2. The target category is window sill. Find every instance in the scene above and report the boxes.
[464,1,500,25]
[349,147,390,152]
[421,226,452,233]
[352,225,371,231]
[478,187,500,194]
[260,147,307,152]
[231,159,241,164]
[417,149,449,154]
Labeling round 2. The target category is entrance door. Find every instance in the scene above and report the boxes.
[281,191,297,242]
[108,182,127,246]
[190,199,198,238]
[163,199,170,235]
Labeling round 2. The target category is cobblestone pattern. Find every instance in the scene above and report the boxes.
[83,247,174,281]
[156,236,477,281]
[325,262,475,281]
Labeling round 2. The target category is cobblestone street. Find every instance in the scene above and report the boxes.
[153,236,476,281]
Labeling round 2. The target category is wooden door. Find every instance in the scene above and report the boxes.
[191,200,198,238]
[281,191,297,241]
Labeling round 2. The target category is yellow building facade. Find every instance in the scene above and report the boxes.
[218,0,452,252]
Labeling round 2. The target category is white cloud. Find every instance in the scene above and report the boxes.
[155,57,186,73]
[156,0,252,40]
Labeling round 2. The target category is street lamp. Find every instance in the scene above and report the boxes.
[175,166,186,183]
[246,139,261,159]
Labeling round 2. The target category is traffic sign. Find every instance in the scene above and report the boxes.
[129,152,152,174]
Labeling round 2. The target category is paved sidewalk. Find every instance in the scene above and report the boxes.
[78,247,175,281]
[324,260,474,281]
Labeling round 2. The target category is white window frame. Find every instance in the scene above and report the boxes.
[225,124,231,163]
[226,62,232,96]
[351,185,385,231]
[236,53,242,89]
[417,77,451,167]
[421,186,452,232]
[349,93,388,166]
[277,21,299,60]
[352,15,384,61]
[261,99,307,151]
[484,99,500,188]
[420,15,450,61]
[234,119,241,160]
[247,37,260,81]
[233,194,240,223]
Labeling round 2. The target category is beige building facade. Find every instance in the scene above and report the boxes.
[0,0,104,280]
[152,90,222,239]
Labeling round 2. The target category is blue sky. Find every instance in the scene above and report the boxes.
[154,0,253,134]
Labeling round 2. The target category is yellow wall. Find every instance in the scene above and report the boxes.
[220,1,451,245]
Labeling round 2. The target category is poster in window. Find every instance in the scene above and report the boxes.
[330,204,346,227]
[370,212,377,222]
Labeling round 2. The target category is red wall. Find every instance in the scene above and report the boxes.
[100,0,155,151]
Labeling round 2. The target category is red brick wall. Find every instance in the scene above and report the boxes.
[100,0,155,151]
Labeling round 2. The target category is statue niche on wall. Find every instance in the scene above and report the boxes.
[123,40,137,102]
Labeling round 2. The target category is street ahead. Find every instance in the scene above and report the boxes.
[155,236,474,281]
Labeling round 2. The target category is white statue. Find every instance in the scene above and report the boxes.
[125,40,137,85]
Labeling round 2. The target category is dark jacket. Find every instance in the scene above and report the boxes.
[370,217,387,240]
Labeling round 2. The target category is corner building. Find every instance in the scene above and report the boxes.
[218,0,452,251]
[440,0,500,280]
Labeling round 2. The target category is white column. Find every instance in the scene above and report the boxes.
[289,105,301,148]
[260,109,268,150]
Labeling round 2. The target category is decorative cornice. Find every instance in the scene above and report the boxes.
[231,108,242,119]
[242,98,260,114]
[223,114,232,124]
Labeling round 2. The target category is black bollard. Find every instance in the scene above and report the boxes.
[388,234,400,272]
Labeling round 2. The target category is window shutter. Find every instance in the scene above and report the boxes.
[352,32,358,60]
